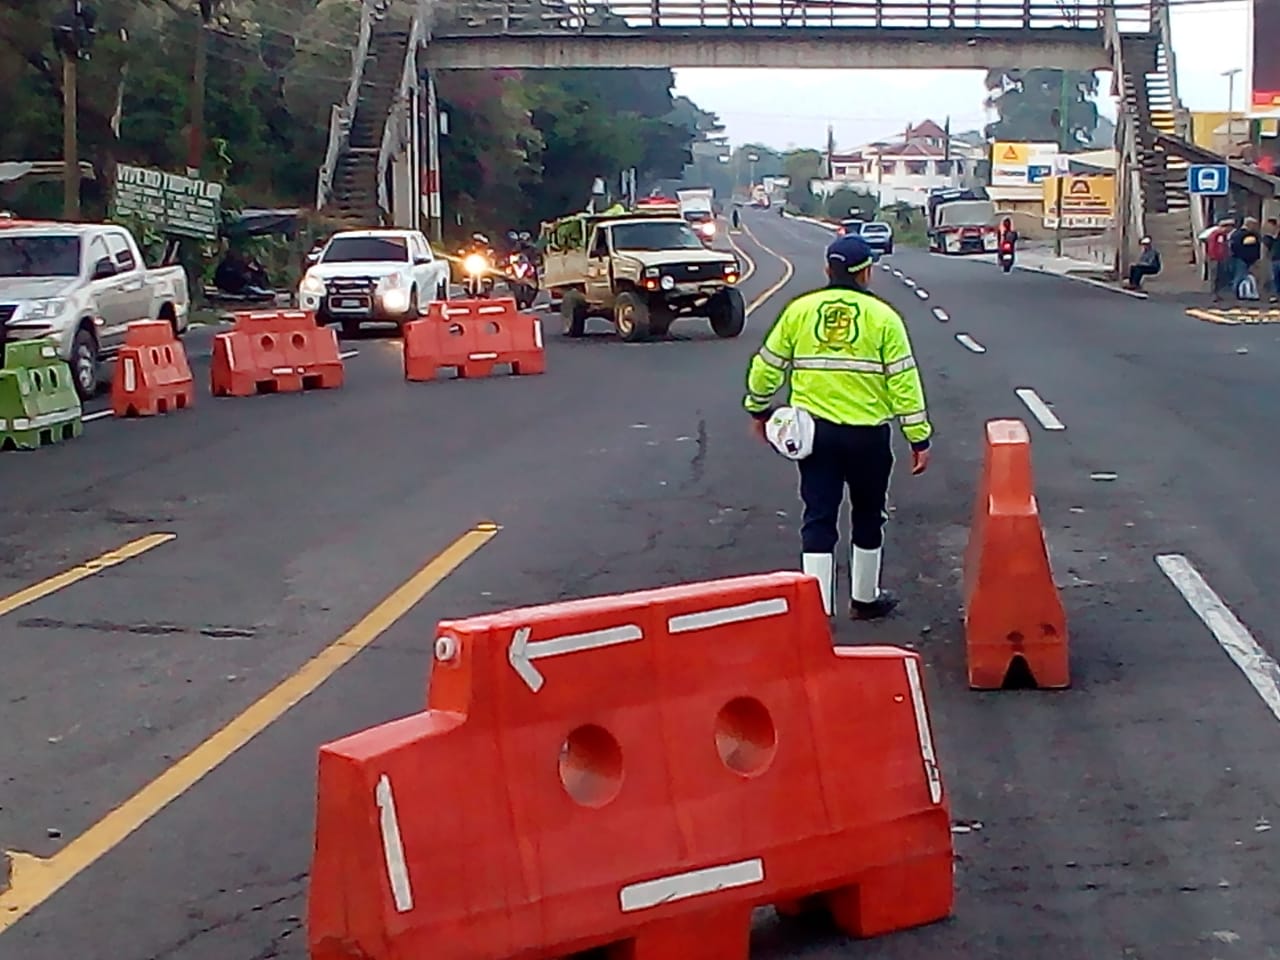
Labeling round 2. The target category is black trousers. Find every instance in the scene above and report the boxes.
[1128,263,1158,287]
[797,420,894,553]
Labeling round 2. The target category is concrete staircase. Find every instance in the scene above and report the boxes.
[326,22,413,226]
[1116,32,1200,290]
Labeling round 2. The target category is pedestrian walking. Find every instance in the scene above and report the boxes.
[743,234,932,621]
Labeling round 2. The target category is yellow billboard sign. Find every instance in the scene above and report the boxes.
[991,141,1059,187]
[1043,174,1115,228]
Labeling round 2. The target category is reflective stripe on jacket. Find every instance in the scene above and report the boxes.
[743,284,933,446]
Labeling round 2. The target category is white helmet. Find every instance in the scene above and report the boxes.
[765,406,815,460]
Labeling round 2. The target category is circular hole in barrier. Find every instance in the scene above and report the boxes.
[447,323,464,337]
[291,333,306,349]
[260,334,275,350]
[559,724,623,808]
[714,697,777,777]
[485,321,500,335]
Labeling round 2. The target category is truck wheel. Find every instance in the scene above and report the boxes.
[71,325,100,401]
[614,291,651,343]
[561,289,587,338]
[708,287,746,338]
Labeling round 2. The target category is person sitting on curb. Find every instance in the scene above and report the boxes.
[1125,236,1161,290]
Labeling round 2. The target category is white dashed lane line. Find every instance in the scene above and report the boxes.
[1157,554,1280,724]
[1014,387,1066,431]
[339,349,360,360]
[902,278,917,288]
[914,288,929,300]
[892,269,904,278]
[932,308,950,323]
[955,334,986,353]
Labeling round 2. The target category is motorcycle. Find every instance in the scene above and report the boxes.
[505,251,539,310]
[459,248,497,298]
[997,240,1016,273]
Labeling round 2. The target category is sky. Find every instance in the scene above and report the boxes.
[671,0,1251,150]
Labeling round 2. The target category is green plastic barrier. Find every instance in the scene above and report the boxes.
[0,338,84,451]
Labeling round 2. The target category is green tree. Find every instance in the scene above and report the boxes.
[983,68,1102,150]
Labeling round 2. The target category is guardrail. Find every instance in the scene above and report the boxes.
[434,0,1151,33]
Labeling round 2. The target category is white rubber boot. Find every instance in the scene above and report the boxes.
[851,546,898,620]
[802,553,835,617]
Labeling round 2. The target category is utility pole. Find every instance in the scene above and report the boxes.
[188,1,214,174]
[54,0,95,221]
[63,42,78,220]
[1222,67,1243,141]
[1053,70,1070,258]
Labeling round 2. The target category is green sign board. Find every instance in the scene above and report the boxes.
[112,164,223,240]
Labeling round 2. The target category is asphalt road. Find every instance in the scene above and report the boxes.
[3,207,1280,959]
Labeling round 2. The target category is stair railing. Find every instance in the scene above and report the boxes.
[375,2,429,222]
[317,0,377,211]
[1106,1,1146,275]
[1155,0,1206,272]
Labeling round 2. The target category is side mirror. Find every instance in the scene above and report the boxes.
[414,256,431,266]
[91,257,116,281]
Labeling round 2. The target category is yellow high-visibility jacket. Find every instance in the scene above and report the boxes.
[743,284,933,448]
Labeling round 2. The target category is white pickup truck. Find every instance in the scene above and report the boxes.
[0,222,191,399]
[297,229,451,336]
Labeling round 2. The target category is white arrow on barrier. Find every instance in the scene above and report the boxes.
[508,623,643,692]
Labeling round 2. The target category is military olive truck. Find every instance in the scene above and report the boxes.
[539,211,745,342]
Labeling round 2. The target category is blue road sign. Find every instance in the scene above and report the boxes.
[1188,164,1230,196]
[1027,164,1052,184]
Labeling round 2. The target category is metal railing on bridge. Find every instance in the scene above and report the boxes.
[432,0,1152,35]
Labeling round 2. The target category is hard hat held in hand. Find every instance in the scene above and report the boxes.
[765,405,816,460]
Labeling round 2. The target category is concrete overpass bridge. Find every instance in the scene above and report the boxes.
[316,0,1188,278]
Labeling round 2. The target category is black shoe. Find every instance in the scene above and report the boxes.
[850,590,899,621]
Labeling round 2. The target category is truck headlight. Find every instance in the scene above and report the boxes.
[377,273,404,290]
[660,275,675,291]
[699,222,716,236]
[300,273,325,295]
[644,267,660,278]
[24,298,67,321]
[380,287,410,312]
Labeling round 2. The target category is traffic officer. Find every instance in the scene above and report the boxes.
[743,234,932,620]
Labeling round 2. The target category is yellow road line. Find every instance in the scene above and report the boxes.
[740,221,796,317]
[1185,308,1239,325]
[0,521,500,935]
[726,230,757,284]
[0,534,176,619]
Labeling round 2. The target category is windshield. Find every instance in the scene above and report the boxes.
[610,221,705,251]
[0,235,82,278]
[321,236,409,263]
[862,223,891,235]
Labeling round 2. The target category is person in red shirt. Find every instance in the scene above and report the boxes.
[1203,218,1235,302]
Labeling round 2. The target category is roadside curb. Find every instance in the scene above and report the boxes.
[953,254,1149,300]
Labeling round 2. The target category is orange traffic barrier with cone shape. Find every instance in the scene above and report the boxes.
[403,297,545,382]
[308,571,953,960]
[210,309,343,397]
[110,320,194,417]
[963,418,1069,689]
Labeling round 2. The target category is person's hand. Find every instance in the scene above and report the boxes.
[911,448,930,475]
[750,417,768,442]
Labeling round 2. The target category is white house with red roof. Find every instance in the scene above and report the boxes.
[819,119,985,206]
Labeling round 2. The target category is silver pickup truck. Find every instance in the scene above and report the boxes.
[0,222,191,399]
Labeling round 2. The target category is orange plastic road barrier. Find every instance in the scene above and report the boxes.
[308,571,953,960]
[210,309,343,397]
[403,297,545,382]
[963,418,1069,689]
[110,320,194,417]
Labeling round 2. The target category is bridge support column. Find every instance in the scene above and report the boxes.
[424,69,443,245]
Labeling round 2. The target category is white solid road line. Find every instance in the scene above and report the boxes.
[932,308,950,323]
[1014,387,1066,430]
[955,334,986,353]
[1157,554,1280,724]
[82,410,113,423]
[914,288,929,300]
[339,349,360,360]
